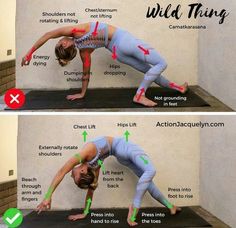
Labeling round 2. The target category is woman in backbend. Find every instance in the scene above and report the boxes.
[22,22,188,107]
[36,136,181,226]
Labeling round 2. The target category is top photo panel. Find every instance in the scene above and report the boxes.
[0,0,235,112]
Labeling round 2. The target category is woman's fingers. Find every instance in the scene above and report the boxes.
[67,95,76,101]
[36,204,42,211]
[68,215,76,221]
[21,58,25,67]
[66,94,84,101]
[35,202,50,214]
[68,214,86,221]
[21,58,26,66]
[37,206,43,214]
[38,206,46,214]
[39,204,45,213]
[21,57,31,67]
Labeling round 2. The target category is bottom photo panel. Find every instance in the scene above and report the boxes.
[0,115,235,228]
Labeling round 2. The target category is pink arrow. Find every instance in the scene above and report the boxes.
[71,28,86,35]
[26,47,36,62]
[92,21,99,37]
[112,46,117,60]
[169,82,184,92]
[84,52,91,68]
[137,88,145,101]
[138,45,150,55]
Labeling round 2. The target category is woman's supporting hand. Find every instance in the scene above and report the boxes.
[36,199,52,214]
[66,93,85,101]
[68,213,87,221]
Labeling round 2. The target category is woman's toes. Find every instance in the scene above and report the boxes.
[170,206,182,215]
[180,82,188,93]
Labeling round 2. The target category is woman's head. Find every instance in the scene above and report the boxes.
[55,37,77,66]
[71,164,98,190]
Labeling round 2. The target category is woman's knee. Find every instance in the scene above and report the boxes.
[146,168,156,179]
[146,59,167,79]
[160,59,168,71]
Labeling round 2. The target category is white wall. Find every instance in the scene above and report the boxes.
[18,115,200,209]
[0,116,18,183]
[198,0,236,110]
[0,0,16,62]
[200,116,236,227]
[16,0,198,89]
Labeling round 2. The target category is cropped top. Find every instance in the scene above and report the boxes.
[87,136,112,169]
[74,22,109,49]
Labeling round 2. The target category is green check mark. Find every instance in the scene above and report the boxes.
[3,208,23,228]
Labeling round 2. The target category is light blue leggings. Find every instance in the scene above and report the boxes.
[111,138,172,209]
[107,29,180,95]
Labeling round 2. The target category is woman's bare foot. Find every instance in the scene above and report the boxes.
[170,205,182,215]
[68,213,87,221]
[127,205,138,226]
[133,95,157,107]
[180,82,188,94]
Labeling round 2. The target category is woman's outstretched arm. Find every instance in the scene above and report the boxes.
[21,26,76,66]
[36,145,93,214]
[36,156,80,214]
